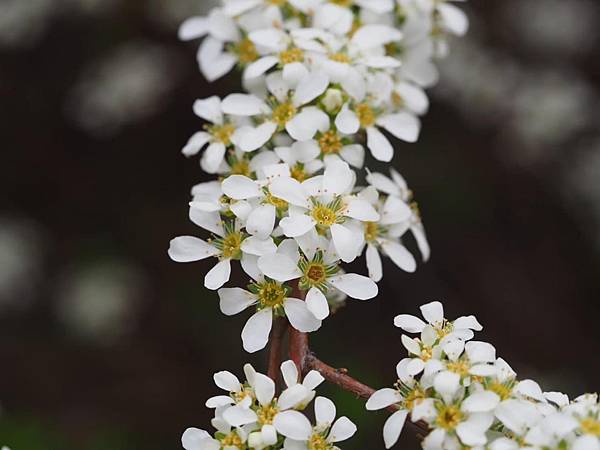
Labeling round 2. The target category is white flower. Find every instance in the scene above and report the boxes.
[178,8,243,82]
[394,300,482,341]
[257,240,378,321]
[223,369,315,446]
[168,219,261,291]
[182,425,248,450]
[269,160,380,263]
[218,272,321,353]
[182,96,239,174]
[280,360,326,407]
[221,70,331,149]
[274,396,357,449]
[367,169,430,262]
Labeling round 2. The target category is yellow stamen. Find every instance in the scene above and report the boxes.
[355,103,376,128]
[318,130,343,155]
[279,47,304,65]
[272,102,297,127]
[435,404,463,431]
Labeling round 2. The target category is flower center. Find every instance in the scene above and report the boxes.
[257,403,280,425]
[318,130,343,155]
[291,163,308,182]
[581,418,600,436]
[330,0,352,7]
[487,382,513,401]
[420,346,433,361]
[256,280,287,310]
[355,103,376,128]
[268,0,287,5]
[234,38,259,64]
[230,158,252,177]
[392,91,404,108]
[265,191,288,211]
[435,405,463,431]
[214,229,244,260]
[279,47,304,65]
[220,431,244,448]
[232,386,254,403]
[446,359,470,377]
[272,101,297,127]
[364,222,380,242]
[306,264,326,284]
[208,123,235,145]
[308,433,333,450]
[329,52,351,63]
[311,205,339,227]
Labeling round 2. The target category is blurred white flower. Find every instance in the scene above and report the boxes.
[56,261,144,343]
[0,217,45,311]
[66,42,179,137]
[0,0,54,49]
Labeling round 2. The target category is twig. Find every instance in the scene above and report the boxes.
[267,317,287,383]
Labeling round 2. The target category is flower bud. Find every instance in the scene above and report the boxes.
[322,88,344,113]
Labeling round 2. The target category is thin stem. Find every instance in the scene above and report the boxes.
[288,326,309,375]
[305,354,429,435]
[267,317,287,384]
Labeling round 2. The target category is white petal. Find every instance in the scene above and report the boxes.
[278,384,310,410]
[465,341,496,364]
[433,371,460,404]
[367,127,394,162]
[193,96,223,124]
[214,370,241,392]
[381,240,417,273]
[340,144,365,168]
[456,414,493,446]
[280,360,299,387]
[232,122,277,152]
[182,427,212,450]
[331,223,359,263]
[323,159,352,195]
[284,298,322,332]
[189,209,224,236]
[205,395,234,408]
[248,28,289,52]
[366,244,383,282]
[335,104,360,135]
[223,405,259,427]
[420,301,444,324]
[198,38,237,82]
[178,17,209,41]
[222,93,269,116]
[182,131,210,157]
[351,24,402,49]
[205,259,232,290]
[401,335,421,355]
[242,309,273,353]
[395,81,429,115]
[345,199,380,221]
[280,215,316,238]
[293,72,330,106]
[515,379,545,402]
[168,236,219,262]
[329,416,356,442]
[305,287,330,320]
[201,142,227,174]
[462,391,500,413]
[366,388,403,411]
[329,273,378,300]
[286,107,330,141]
[282,61,309,86]
[241,236,277,256]
[222,175,261,200]
[438,3,469,36]
[422,428,445,450]
[377,113,421,143]
[394,314,426,333]
[315,396,336,426]
[453,315,483,331]
[341,68,366,102]
[366,172,400,196]
[269,177,310,208]
[253,372,276,406]
[383,410,408,449]
[273,410,312,441]
[258,253,302,282]
[381,196,412,225]
[218,288,256,316]
[572,436,600,450]
[303,370,325,390]
[207,9,240,42]
[246,204,276,239]
[244,56,279,79]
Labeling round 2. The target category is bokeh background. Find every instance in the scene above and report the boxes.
[1,0,599,449]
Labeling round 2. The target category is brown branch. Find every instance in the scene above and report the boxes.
[267,317,287,383]
[288,326,309,374]
[305,355,429,435]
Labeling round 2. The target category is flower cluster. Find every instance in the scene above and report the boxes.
[182,360,357,450]
[168,0,466,353]
[367,301,600,450]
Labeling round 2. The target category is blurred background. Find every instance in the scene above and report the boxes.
[1,0,599,449]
